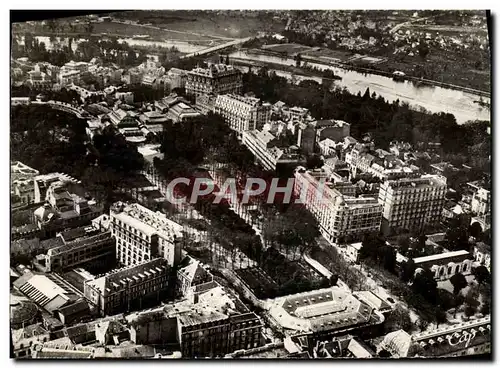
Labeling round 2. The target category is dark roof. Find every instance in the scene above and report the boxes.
[229,312,260,324]
[57,299,89,317]
[475,242,491,254]
[12,223,38,234]
[59,227,88,242]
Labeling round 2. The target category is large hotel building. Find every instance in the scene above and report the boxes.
[109,202,183,268]
[214,94,271,134]
[378,175,447,235]
[294,168,382,244]
[185,64,242,98]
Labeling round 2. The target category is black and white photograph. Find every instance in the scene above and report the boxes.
[9,9,492,360]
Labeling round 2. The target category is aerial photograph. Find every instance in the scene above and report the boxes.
[10,10,491,359]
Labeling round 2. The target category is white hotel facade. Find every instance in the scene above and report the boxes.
[378,175,447,235]
[214,94,271,134]
[109,202,183,268]
[293,168,382,244]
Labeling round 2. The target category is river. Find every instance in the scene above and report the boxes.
[230,50,490,124]
[18,36,208,55]
[116,38,207,53]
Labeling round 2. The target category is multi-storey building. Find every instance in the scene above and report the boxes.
[294,168,382,244]
[11,161,39,205]
[471,187,490,216]
[61,60,90,74]
[473,242,491,271]
[26,69,52,89]
[109,202,183,267]
[378,175,447,235]
[34,227,116,273]
[242,129,305,171]
[33,176,103,239]
[58,70,81,86]
[176,256,213,297]
[194,93,217,114]
[107,108,138,129]
[84,258,170,316]
[315,119,351,143]
[345,142,420,181]
[165,67,188,90]
[297,120,350,155]
[166,101,201,123]
[33,172,80,203]
[68,83,103,102]
[214,94,271,133]
[186,64,242,98]
[129,279,264,357]
[115,91,134,104]
[122,70,143,85]
[286,106,310,121]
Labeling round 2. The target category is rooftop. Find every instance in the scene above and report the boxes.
[413,250,471,267]
[384,175,446,190]
[177,308,228,327]
[11,161,39,177]
[314,119,350,128]
[111,202,182,240]
[47,231,113,256]
[189,63,240,78]
[87,258,169,296]
[14,272,78,312]
[217,93,262,107]
[269,287,378,334]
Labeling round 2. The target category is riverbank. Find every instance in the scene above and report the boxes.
[229,56,341,83]
[249,48,490,98]
[231,49,490,124]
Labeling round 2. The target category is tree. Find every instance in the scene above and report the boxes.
[472,265,491,285]
[418,41,430,60]
[400,258,416,282]
[306,154,323,169]
[384,304,413,333]
[329,274,339,286]
[378,350,392,358]
[412,268,438,304]
[397,234,411,256]
[295,53,302,67]
[437,288,455,311]
[418,319,429,332]
[469,221,483,239]
[450,273,468,295]
[464,304,477,317]
[480,300,490,315]
[435,309,447,327]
